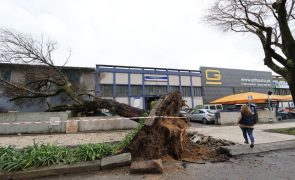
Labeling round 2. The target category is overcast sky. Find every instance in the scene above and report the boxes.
[0,0,272,72]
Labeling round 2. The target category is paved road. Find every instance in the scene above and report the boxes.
[39,148,295,180]
[188,120,295,144]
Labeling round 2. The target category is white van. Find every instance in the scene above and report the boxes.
[203,104,223,112]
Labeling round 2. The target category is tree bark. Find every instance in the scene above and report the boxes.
[286,70,295,106]
[47,97,145,120]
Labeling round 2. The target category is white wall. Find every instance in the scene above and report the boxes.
[180,76,191,86]
[115,97,129,105]
[116,73,128,84]
[100,72,113,84]
[169,75,179,86]
[218,112,241,125]
[145,81,167,85]
[81,72,95,93]
[130,74,142,85]
[257,110,278,123]
[192,76,202,86]
[193,97,203,107]
[11,70,24,83]
[130,97,143,109]
[183,97,204,108]
[183,97,193,108]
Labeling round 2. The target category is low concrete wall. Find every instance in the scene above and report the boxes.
[217,112,240,125]
[257,110,277,123]
[218,110,278,125]
[77,116,138,132]
[0,112,138,134]
[0,112,69,134]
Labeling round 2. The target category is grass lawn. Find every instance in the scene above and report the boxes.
[268,128,295,135]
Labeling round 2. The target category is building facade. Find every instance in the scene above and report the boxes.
[95,65,203,110]
[200,66,275,104]
[0,63,292,112]
[0,63,95,112]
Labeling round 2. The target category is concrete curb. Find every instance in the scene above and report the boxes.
[0,153,132,180]
[222,140,295,156]
[0,160,101,180]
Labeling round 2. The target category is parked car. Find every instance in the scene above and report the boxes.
[188,109,216,124]
[203,104,223,112]
[179,107,192,121]
[278,109,290,120]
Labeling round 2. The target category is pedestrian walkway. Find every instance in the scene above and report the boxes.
[188,121,295,144]
[223,140,295,156]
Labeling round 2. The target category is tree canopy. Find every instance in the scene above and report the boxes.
[206,0,295,103]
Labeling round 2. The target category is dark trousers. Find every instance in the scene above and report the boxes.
[240,127,254,144]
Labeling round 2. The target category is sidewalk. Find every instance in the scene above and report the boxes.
[223,140,295,156]
[0,130,131,148]
[188,121,295,144]
[1,121,295,149]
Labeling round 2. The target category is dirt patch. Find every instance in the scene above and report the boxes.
[181,135,234,163]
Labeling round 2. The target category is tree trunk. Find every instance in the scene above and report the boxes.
[47,97,145,120]
[287,73,295,106]
[125,91,189,160]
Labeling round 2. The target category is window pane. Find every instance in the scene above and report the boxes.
[193,87,203,96]
[131,85,142,97]
[169,86,179,92]
[100,85,113,97]
[0,69,11,81]
[181,86,191,96]
[64,70,81,84]
[116,85,128,97]
[145,86,167,96]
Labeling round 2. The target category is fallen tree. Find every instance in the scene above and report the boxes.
[0,29,144,118]
[0,29,228,162]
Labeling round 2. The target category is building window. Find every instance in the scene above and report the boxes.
[116,85,128,97]
[64,70,81,84]
[100,85,113,97]
[145,86,167,96]
[274,88,290,95]
[131,85,142,97]
[169,86,179,92]
[0,69,11,81]
[193,87,203,96]
[181,86,191,96]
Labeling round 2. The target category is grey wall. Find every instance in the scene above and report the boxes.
[0,66,95,112]
[0,112,69,134]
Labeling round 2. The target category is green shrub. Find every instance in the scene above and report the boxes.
[0,118,145,172]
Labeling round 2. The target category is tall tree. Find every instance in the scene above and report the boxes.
[206,0,295,104]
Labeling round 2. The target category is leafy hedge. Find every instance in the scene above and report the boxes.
[0,119,144,172]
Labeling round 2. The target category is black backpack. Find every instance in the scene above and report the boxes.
[240,113,255,126]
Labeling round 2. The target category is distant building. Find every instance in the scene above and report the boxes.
[272,75,291,95]
[0,63,95,112]
[95,65,203,110]
[0,63,291,112]
[200,66,275,104]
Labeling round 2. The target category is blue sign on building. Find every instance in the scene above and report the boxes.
[144,76,168,82]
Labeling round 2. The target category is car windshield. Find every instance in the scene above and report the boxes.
[209,106,216,110]
[216,105,222,110]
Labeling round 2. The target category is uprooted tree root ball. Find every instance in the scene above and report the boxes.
[125,91,232,162]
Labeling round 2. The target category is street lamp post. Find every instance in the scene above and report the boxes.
[268,91,273,110]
